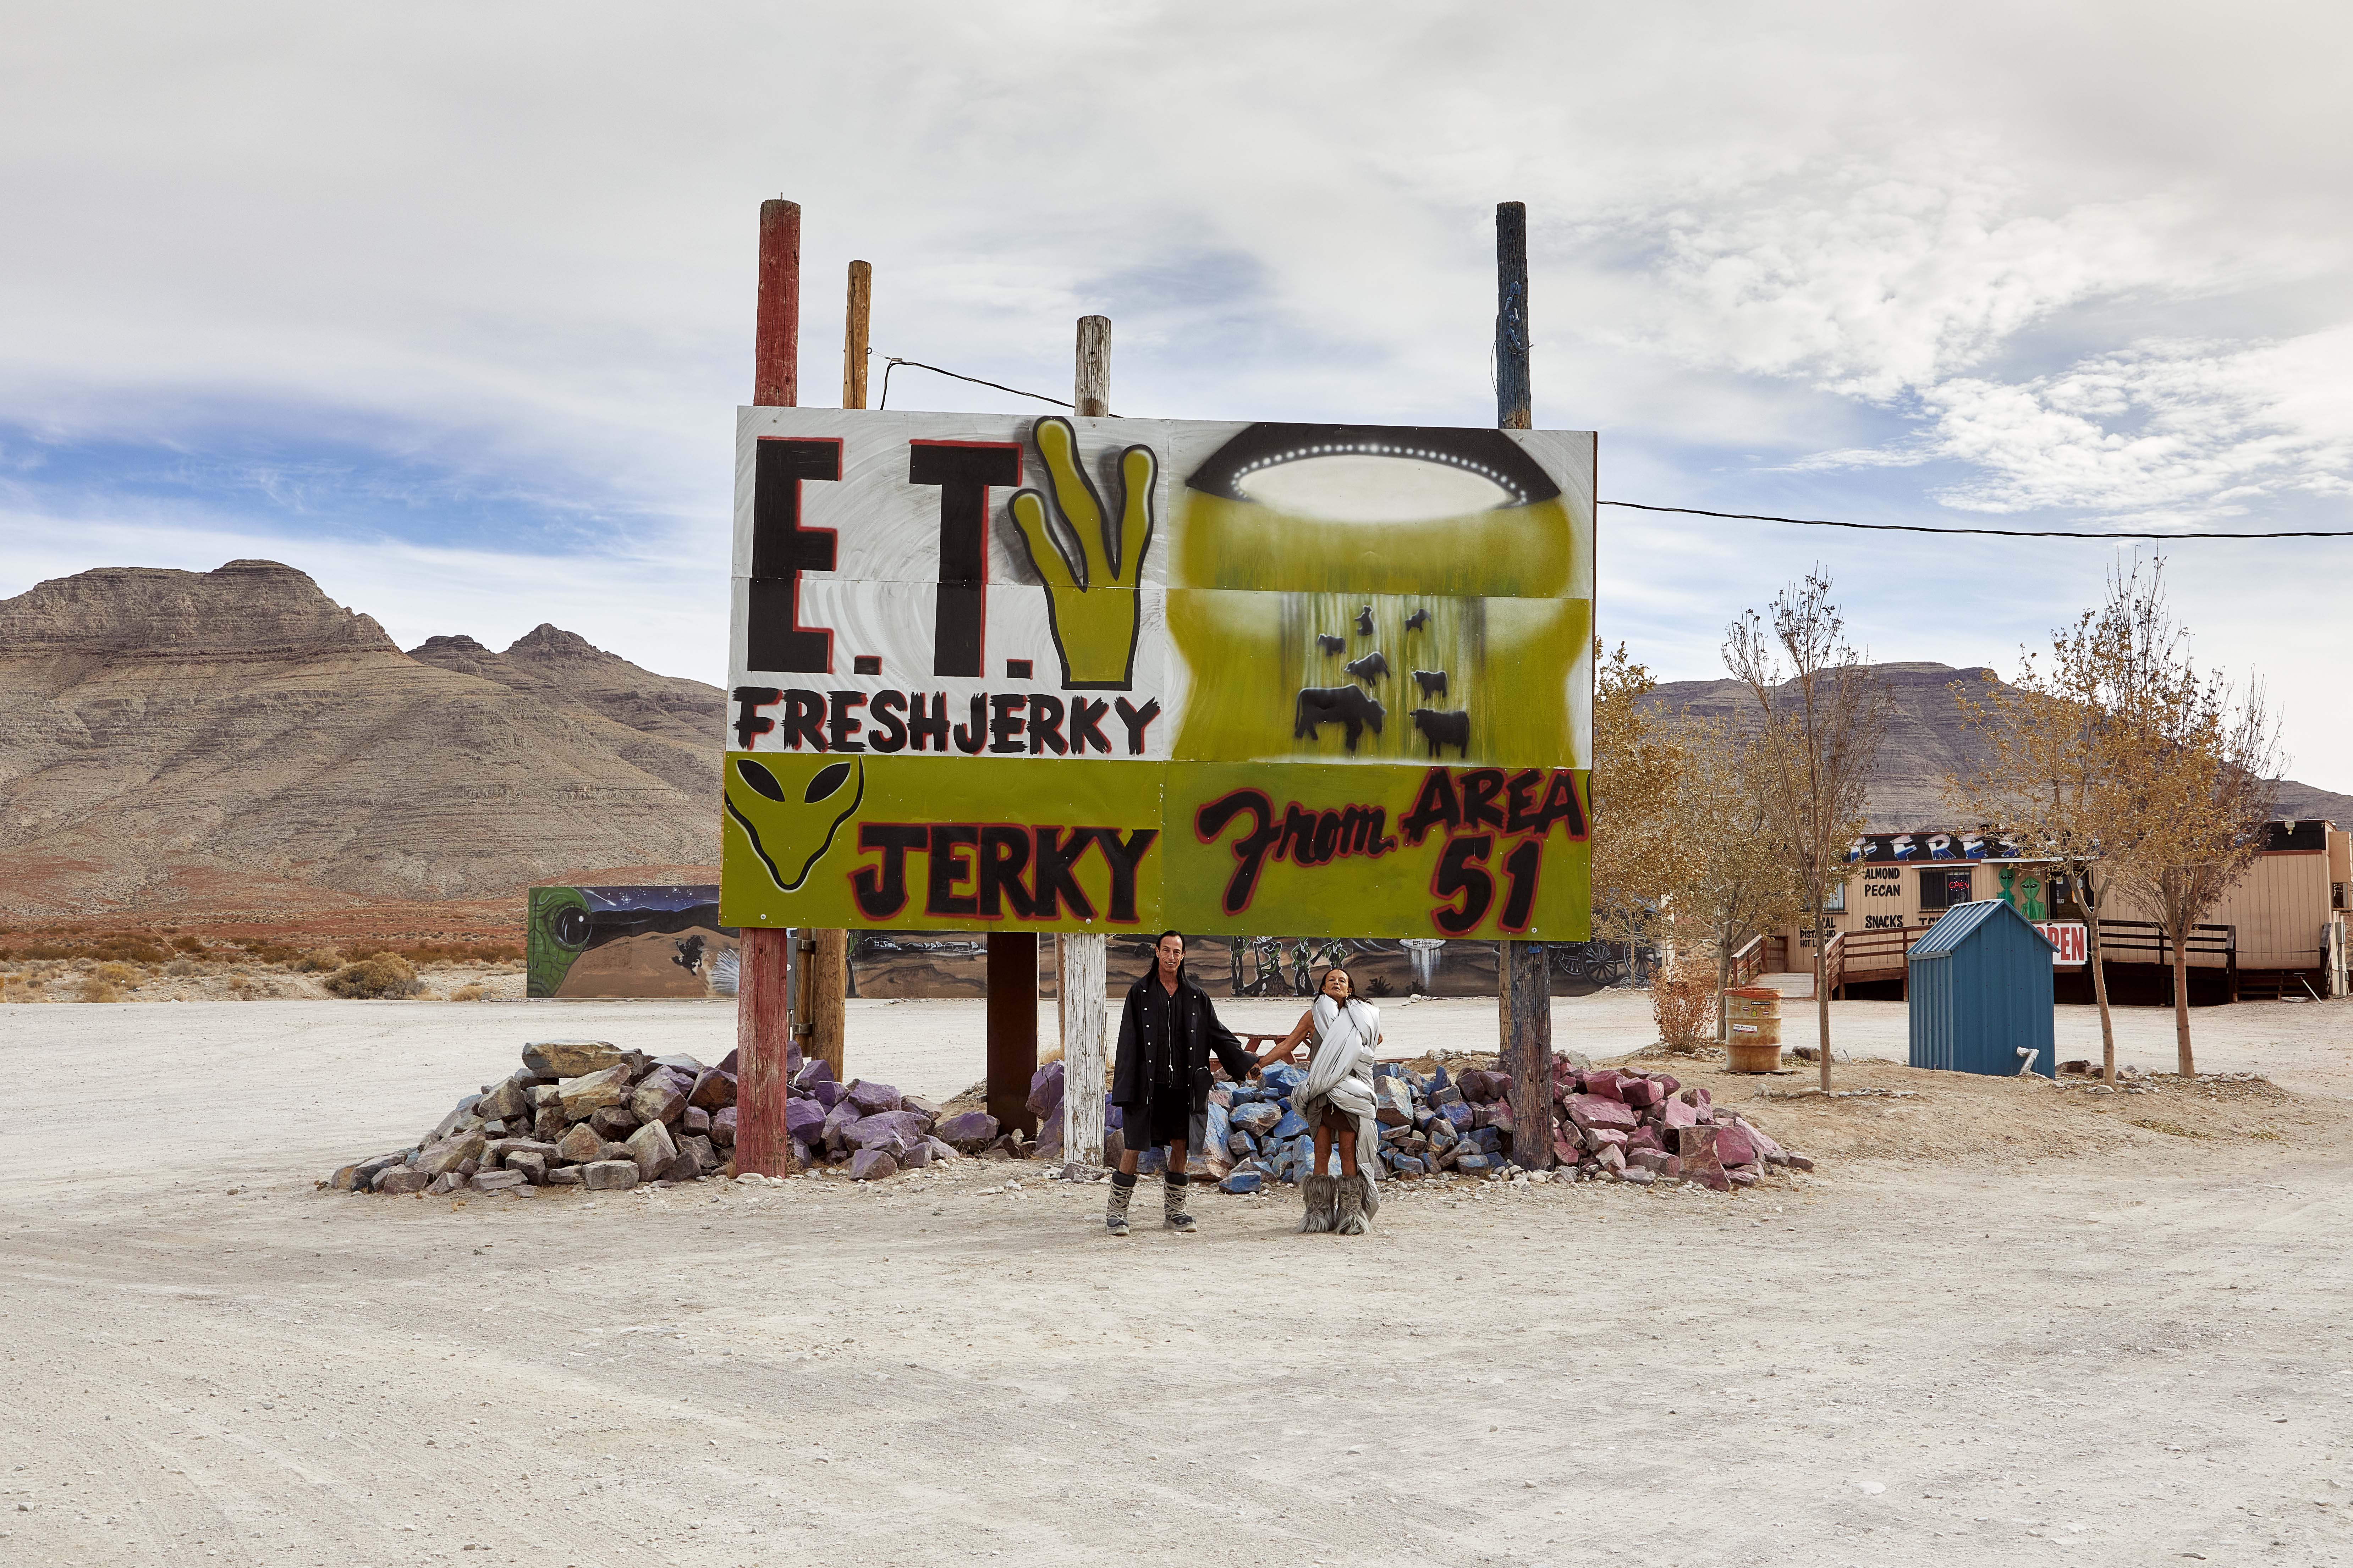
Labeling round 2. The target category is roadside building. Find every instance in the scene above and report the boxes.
[1764,821,2349,1005]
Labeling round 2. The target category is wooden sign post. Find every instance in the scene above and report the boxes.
[736,197,804,1177]
[1057,314,1114,1166]
[1495,199,1555,1169]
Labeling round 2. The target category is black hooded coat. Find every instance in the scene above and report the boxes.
[1111,966,1257,1145]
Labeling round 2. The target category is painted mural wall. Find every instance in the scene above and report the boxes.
[527,885,739,1000]
[720,410,1596,943]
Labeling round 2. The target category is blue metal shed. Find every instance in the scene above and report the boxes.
[1907,899,2057,1077]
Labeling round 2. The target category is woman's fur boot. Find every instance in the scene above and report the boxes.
[1299,1173,1338,1233]
[1334,1172,1373,1235]
[1105,1171,1137,1237]
[1162,1171,1197,1232]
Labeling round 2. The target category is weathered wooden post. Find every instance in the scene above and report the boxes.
[736,197,803,1176]
[1058,313,1115,1165]
[1495,200,1555,1169]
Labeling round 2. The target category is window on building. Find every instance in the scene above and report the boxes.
[1823,880,1847,913]
[1919,867,1975,912]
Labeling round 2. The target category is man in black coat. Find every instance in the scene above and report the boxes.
[1107,931,1260,1236]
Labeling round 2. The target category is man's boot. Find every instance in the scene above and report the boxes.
[1163,1171,1197,1232]
[1334,1172,1370,1235]
[1299,1173,1337,1233]
[1105,1171,1137,1237]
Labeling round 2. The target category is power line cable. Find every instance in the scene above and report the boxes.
[878,356,1074,412]
[1600,500,2353,540]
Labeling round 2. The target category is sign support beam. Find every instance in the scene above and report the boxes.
[1056,314,1115,1166]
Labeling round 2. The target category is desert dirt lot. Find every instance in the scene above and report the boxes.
[4,993,2352,1567]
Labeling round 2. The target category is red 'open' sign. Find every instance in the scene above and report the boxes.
[2034,921,2088,965]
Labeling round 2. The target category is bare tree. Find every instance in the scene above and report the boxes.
[1587,641,1697,956]
[1723,570,1889,1090]
[1672,717,1802,1041]
[2093,566,2282,1075]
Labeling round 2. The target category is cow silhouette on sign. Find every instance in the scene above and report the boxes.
[1410,707,1469,757]
[1344,651,1390,687]
[1411,669,1448,700]
[1294,687,1386,752]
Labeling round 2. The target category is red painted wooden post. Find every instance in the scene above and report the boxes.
[737,198,802,1176]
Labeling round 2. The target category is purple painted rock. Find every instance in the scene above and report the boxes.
[820,1098,862,1153]
[1713,1124,1759,1166]
[788,1137,814,1167]
[690,1069,738,1111]
[1662,1097,1699,1130]
[924,1136,957,1164]
[901,1094,942,1123]
[783,1096,826,1142]
[808,1079,842,1111]
[718,1047,741,1075]
[1032,1115,1065,1162]
[902,1140,933,1170]
[678,1133,721,1176]
[848,1111,930,1156]
[848,1148,899,1181]
[682,1105,711,1137]
[1026,1061,1066,1119]
[845,1079,903,1116]
[1487,1071,1515,1104]
[1439,1101,1475,1133]
[936,1111,1000,1153]
[710,1105,737,1147]
[792,1056,832,1091]
[1565,1094,1638,1132]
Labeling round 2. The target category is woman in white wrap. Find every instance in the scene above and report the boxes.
[1255,966,1383,1235]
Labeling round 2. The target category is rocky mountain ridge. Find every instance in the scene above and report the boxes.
[0,561,723,917]
[1639,661,2353,830]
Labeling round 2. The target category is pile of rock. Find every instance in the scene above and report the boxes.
[1194,1059,1812,1193]
[781,1055,1063,1178]
[1550,1064,1812,1189]
[332,1039,740,1196]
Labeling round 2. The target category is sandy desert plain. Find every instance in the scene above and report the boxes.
[2,986,2350,1568]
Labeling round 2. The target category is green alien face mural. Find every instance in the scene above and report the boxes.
[724,754,864,893]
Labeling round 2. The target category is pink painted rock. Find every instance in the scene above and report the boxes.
[1673,1125,1719,1160]
[1621,1078,1663,1109]
[1565,1094,1638,1132]
[1678,1086,1712,1115]
[1743,1120,1785,1160]
[1582,1071,1626,1102]
[1551,1138,1583,1167]
[1713,1124,1760,1166]
[1624,1125,1663,1154]
[1580,1126,1629,1152]
[1662,1098,1699,1130]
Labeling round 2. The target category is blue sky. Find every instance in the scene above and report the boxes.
[4,2,2349,784]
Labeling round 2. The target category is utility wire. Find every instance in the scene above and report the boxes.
[1600,500,2353,540]
[878,356,1074,412]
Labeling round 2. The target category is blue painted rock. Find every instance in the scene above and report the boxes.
[1455,1153,1496,1175]
[1262,1064,1306,1095]
[1219,1170,1263,1194]
[1227,1131,1257,1158]
[1270,1109,1309,1141]
[1427,1064,1450,1090]
[1232,1103,1283,1136]
[1390,1154,1426,1176]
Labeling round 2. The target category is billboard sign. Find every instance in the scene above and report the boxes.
[721,410,1594,940]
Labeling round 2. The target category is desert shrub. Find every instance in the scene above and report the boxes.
[447,982,490,1002]
[293,948,346,973]
[1650,967,1718,1050]
[171,935,205,953]
[93,961,139,987]
[164,957,200,977]
[92,935,172,963]
[324,952,422,999]
[75,976,123,1003]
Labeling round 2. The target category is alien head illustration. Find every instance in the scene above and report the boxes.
[724,755,864,893]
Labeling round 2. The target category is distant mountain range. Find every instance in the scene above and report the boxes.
[0,561,723,919]
[1,563,2344,924]
[1640,661,2353,831]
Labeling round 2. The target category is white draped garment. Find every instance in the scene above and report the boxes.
[1293,994,1382,1183]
